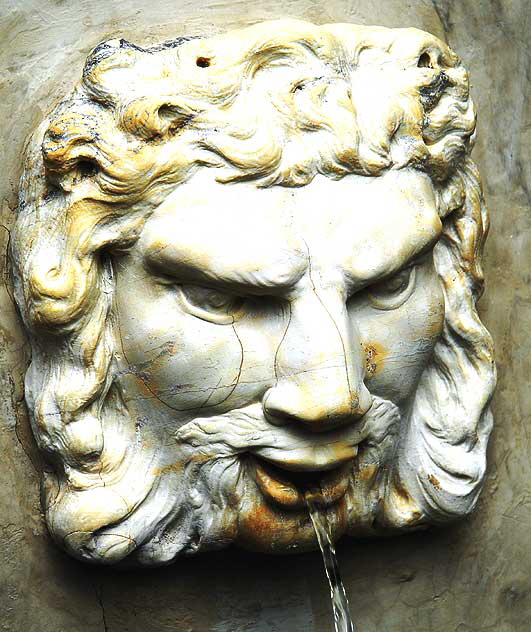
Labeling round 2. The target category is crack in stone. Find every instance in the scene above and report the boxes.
[95,583,109,632]
[0,221,16,307]
[430,0,453,37]
[302,238,355,415]
[273,295,292,383]
[114,280,248,413]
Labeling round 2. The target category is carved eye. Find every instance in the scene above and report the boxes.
[367,266,416,310]
[177,284,244,324]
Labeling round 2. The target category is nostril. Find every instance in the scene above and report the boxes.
[262,389,294,426]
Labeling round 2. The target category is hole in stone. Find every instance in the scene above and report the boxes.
[77,160,97,177]
[418,52,433,68]
[196,56,211,68]
[158,104,179,121]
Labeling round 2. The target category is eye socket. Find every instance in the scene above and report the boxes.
[177,284,244,324]
[367,266,416,310]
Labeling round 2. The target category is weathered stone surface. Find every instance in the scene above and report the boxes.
[0,1,529,631]
[11,17,494,568]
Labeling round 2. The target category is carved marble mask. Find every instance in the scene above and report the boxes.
[11,19,495,565]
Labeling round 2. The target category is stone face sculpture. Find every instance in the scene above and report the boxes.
[11,19,496,565]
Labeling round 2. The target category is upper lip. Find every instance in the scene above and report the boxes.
[176,397,397,472]
[247,424,362,471]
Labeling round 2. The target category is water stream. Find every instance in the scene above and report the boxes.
[305,493,356,632]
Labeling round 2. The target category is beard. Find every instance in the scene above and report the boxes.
[116,394,402,565]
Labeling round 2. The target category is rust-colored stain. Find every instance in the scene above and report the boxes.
[427,473,441,489]
[364,342,387,376]
[239,503,300,552]
[357,463,378,481]
[385,479,422,525]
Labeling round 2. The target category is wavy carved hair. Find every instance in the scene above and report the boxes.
[11,20,495,559]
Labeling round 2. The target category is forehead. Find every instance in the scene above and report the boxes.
[137,168,442,289]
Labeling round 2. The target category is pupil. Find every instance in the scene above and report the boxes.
[205,291,228,308]
[183,286,231,310]
[385,271,409,292]
[376,270,410,294]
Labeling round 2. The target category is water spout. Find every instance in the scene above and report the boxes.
[305,493,356,632]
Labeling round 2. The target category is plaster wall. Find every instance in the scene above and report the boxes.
[0,1,529,631]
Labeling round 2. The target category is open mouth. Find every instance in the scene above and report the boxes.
[250,456,352,510]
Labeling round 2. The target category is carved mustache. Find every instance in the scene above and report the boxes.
[175,396,400,470]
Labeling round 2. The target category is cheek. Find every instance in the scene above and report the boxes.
[144,322,247,410]
[115,278,285,415]
[115,275,248,412]
[351,271,445,403]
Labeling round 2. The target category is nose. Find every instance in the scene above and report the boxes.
[263,286,372,431]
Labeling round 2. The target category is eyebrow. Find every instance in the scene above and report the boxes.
[144,248,308,296]
[343,230,440,293]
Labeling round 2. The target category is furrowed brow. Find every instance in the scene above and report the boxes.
[144,248,307,295]
[344,230,440,292]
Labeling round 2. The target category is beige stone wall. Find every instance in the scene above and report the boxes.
[0,1,529,630]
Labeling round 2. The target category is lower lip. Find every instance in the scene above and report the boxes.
[250,457,352,510]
